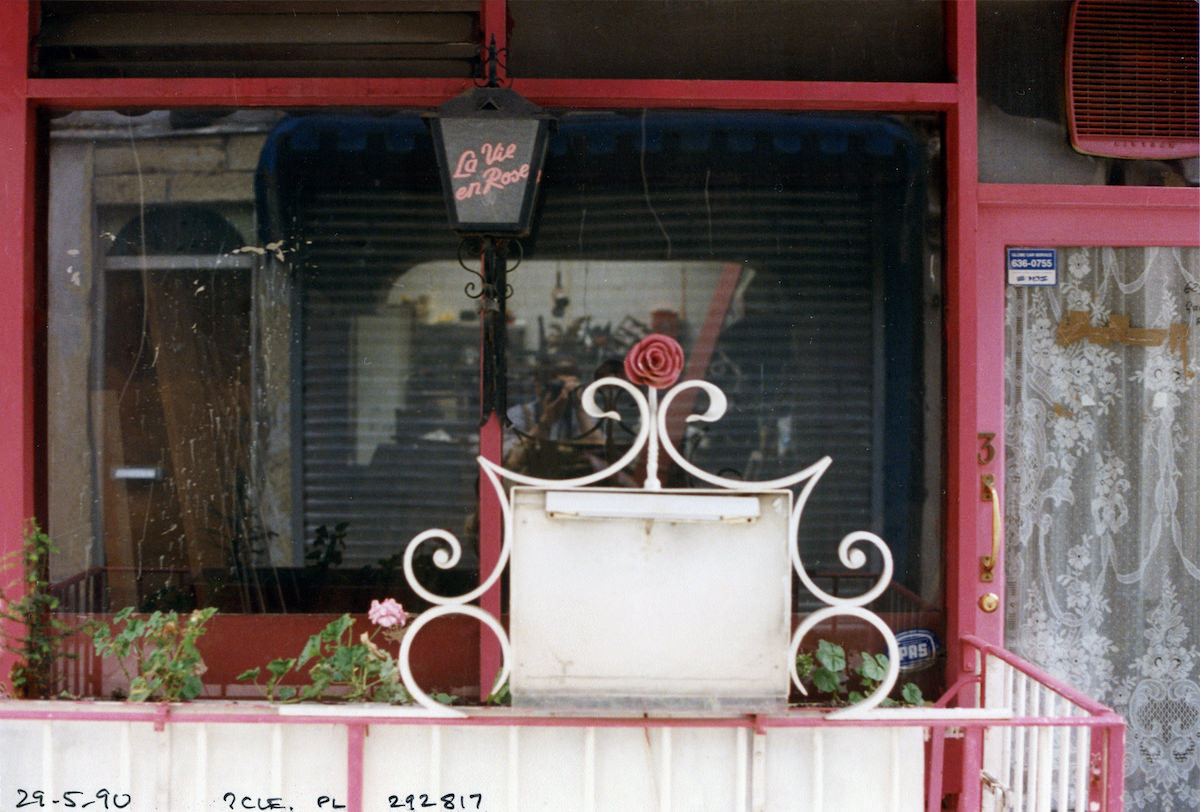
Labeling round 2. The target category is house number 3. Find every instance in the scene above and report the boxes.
[977,433,996,466]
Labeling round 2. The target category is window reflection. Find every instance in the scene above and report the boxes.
[47,110,946,636]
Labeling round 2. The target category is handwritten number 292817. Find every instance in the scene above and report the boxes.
[388,793,483,810]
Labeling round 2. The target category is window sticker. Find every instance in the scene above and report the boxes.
[1007,247,1058,286]
[895,628,939,672]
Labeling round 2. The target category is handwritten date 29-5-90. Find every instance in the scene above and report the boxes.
[388,794,483,811]
[15,789,132,808]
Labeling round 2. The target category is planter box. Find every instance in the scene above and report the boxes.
[0,702,925,812]
[509,488,792,712]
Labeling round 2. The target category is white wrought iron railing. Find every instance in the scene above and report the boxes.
[395,351,902,718]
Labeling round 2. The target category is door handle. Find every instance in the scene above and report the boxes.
[980,474,1001,582]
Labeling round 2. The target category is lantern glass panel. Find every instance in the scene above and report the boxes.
[434,116,547,235]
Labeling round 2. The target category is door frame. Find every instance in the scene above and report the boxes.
[974,181,1200,648]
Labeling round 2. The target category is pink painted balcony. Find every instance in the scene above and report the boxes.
[4,364,1124,811]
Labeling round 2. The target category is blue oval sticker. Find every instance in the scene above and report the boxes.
[895,629,938,672]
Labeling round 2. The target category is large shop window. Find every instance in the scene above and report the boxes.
[46,110,944,642]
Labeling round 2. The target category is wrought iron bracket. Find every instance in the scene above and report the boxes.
[397,374,902,718]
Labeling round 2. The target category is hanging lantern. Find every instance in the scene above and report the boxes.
[428,86,554,237]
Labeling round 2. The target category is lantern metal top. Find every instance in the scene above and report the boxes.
[436,85,549,121]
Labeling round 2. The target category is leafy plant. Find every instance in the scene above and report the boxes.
[239,610,414,704]
[305,522,348,574]
[89,607,218,701]
[0,520,75,698]
[484,681,510,706]
[795,639,925,707]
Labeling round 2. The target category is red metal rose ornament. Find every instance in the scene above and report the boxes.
[624,334,685,390]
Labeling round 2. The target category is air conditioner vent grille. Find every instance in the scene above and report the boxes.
[1067,0,1199,158]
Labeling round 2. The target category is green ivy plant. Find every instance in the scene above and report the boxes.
[0,520,75,698]
[90,607,218,701]
[795,639,925,707]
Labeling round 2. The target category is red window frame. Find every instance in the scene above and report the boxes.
[4,0,1140,705]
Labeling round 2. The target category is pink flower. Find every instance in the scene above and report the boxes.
[624,333,685,389]
[368,598,407,629]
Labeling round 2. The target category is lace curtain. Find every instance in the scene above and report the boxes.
[1005,246,1200,810]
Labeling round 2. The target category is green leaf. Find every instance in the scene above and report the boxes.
[297,633,324,667]
[858,651,888,683]
[815,640,846,673]
[236,668,260,683]
[329,644,363,678]
[795,652,814,681]
[181,675,203,700]
[812,667,841,694]
[127,679,153,702]
[373,682,411,705]
[267,658,297,679]
[323,614,355,642]
[91,628,112,650]
[901,683,925,706]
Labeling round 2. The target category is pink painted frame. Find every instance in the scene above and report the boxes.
[0,0,979,693]
[0,2,42,675]
[3,2,1188,806]
[972,183,1198,811]
[975,182,1200,632]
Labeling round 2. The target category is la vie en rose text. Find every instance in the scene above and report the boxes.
[452,142,530,201]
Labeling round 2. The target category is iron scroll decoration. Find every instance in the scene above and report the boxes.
[397,338,901,718]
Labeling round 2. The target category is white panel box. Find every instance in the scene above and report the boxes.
[509,487,792,712]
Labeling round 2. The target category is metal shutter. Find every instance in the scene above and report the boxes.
[36,1,479,79]
[265,113,929,586]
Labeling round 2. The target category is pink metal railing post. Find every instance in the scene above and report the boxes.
[1091,723,1126,811]
[958,724,985,811]
[346,723,365,812]
[926,727,948,812]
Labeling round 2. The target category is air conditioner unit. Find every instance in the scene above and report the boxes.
[1067,0,1199,159]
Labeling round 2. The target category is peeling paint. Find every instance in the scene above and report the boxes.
[232,240,290,262]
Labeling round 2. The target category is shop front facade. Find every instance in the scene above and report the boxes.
[0,2,1196,809]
